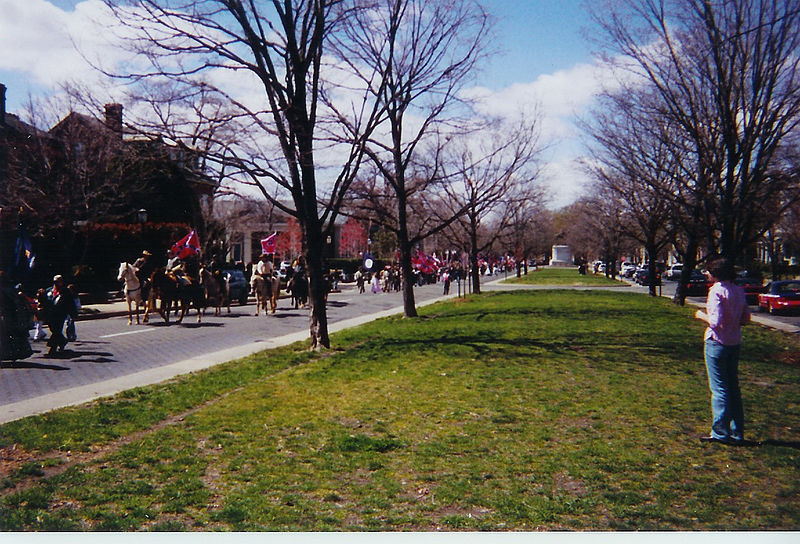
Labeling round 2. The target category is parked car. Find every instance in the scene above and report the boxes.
[734,275,765,305]
[222,268,249,305]
[758,281,800,314]
[665,264,683,281]
[634,267,661,286]
[620,262,636,278]
[682,270,710,297]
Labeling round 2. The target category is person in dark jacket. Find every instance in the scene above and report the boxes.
[44,275,77,356]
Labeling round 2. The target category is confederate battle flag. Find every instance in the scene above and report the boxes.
[171,230,201,259]
[261,232,277,255]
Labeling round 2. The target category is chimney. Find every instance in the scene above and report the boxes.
[1,83,6,127]
[104,103,123,135]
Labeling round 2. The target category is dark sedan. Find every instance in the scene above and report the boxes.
[222,268,250,305]
[758,281,800,315]
[682,270,710,297]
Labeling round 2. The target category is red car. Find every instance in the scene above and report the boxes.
[758,281,800,314]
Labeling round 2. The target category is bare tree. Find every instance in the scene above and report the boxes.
[497,190,552,277]
[439,118,544,293]
[591,0,800,265]
[334,0,491,317]
[583,89,675,294]
[101,0,386,349]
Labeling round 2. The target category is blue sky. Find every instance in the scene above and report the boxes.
[0,0,603,207]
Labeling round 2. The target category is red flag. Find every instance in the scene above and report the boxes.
[261,232,277,255]
[171,230,200,259]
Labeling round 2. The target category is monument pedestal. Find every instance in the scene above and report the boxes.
[549,245,572,267]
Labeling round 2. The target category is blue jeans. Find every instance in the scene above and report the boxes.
[704,339,744,440]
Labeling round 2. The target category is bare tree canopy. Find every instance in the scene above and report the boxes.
[101,0,388,349]
[334,0,493,316]
[591,0,800,262]
[440,117,545,294]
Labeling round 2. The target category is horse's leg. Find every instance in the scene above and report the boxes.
[161,296,170,324]
[126,296,133,325]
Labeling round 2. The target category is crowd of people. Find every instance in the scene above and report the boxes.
[0,271,80,359]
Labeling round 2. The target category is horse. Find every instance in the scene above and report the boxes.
[148,268,179,324]
[200,266,230,316]
[176,269,205,324]
[251,272,280,316]
[117,262,145,325]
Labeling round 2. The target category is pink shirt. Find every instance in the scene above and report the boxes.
[704,281,750,345]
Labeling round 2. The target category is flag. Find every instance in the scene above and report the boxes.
[413,250,439,274]
[261,232,277,255]
[171,230,200,259]
[12,220,35,279]
[362,252,374,270]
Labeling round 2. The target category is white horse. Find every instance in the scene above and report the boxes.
[117,262,145,325]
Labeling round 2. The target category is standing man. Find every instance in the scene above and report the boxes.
[694,258,751,444]
[44,275,77,356]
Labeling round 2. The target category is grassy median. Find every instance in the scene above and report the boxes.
[1,288,799,531]
[504,267,627,286]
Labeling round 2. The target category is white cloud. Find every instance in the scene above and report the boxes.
[462,61,622,208]
[0,1,110,88]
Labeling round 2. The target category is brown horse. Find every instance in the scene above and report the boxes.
[251,273,279,316]
[148,268,180,324]
[200,266,230,316]
[147,269,203,324]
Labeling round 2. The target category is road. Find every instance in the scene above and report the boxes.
[0,282,460,423]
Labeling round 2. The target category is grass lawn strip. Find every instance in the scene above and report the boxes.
[503,267,627,286]
[1,288,798,531]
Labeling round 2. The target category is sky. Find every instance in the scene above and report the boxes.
[0,0,606,208]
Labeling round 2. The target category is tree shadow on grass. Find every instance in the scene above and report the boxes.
[762,439,800,450]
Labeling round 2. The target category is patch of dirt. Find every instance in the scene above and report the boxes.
[551,471,587,496]
[774,350,800,367]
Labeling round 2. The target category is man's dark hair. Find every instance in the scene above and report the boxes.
[706,258,735,282]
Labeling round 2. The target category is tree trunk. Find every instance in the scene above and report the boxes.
[306,231,330,350]
[672,236,698,306]
[397,189,418,318]
[469,213,481,295]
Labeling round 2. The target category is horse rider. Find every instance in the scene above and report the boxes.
[133,250,156,300]
[257,253,274,278]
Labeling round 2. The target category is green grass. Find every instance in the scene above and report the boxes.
[504,266,627,286]
[1,289,799,531]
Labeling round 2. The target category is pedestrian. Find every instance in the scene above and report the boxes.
[370,271,381,293]
[291,256,309,308]
[355,269,365,293]
[64,283,80,342]
[442,268,451,295]
[44,275,77,356]
[694,258,751,444]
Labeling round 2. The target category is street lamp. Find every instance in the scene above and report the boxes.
[137,209,148,224]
